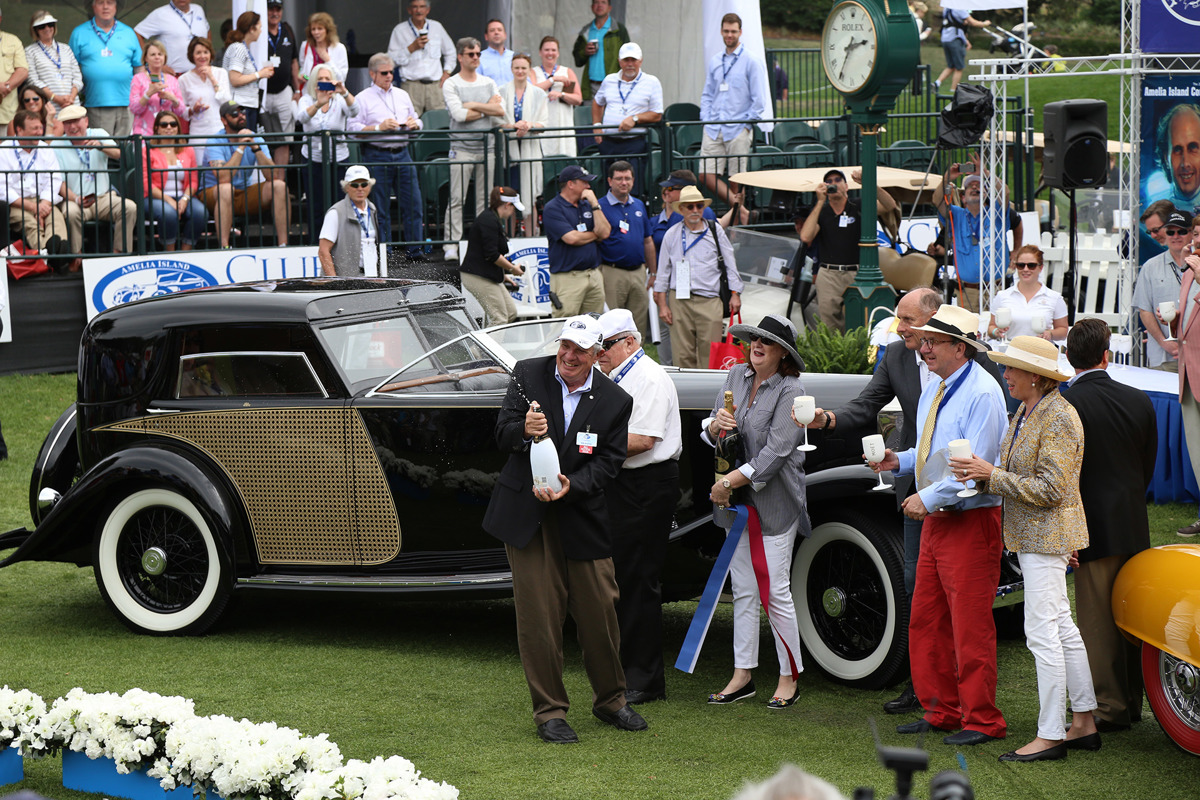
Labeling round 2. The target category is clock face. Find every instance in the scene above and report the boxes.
[822,1,879,95]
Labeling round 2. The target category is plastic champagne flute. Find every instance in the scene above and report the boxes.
[1160,301,1178,341]
[948,438,978,498]
[1031,312,1047,336]
[793,395,817,452]
[862,434,889,491]
[994,307,1012,343]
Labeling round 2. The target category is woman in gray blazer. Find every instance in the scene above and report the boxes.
[705,314,809,710]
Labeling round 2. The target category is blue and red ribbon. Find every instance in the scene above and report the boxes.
[674,505,800,680]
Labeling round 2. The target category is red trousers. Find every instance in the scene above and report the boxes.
[910,506,1007,737]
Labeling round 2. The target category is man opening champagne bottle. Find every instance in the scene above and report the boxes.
[483,315,643,745]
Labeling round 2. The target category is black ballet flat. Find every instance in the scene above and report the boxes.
[708,680,756,704]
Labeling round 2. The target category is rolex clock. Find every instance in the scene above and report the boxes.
[821,0,919,114]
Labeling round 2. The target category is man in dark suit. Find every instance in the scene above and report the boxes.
[807,287,1005,714]
[483,314,645,744]
[1062,318,1157,732]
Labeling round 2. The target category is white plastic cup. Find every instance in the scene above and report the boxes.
[793,395,816,424]
[948,438,972,460]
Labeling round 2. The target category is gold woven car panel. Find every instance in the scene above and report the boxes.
[101,409,400,565]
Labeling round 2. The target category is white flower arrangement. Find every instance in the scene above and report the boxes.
[9,688,456,800]
[20,687,195,772]
[0,686,46,750]
[294,756,458,800]
[159,715,343,800]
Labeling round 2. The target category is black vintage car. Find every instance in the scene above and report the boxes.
[0,278,1002,689]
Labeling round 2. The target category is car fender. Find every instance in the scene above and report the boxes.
[29,404,80,526]
[3,444,243,573]
[1112,544,1200,667]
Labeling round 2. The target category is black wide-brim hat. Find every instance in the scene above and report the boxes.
[729,314,805,371]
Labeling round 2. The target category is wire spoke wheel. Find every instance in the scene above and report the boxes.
[95,488,230,635]
[792,511,907,688]
[1143,641,1200,756]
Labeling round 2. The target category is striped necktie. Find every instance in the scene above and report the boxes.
[915,380,946,483]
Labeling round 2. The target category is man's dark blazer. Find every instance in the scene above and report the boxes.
[1061,370,1157,562]
[483,355,632,560]
[834,341,1005,503]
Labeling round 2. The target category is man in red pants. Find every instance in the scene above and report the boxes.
[873,305,1009,745]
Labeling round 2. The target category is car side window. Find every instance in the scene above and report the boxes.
[375,335,510,394]
[177,353,326,398]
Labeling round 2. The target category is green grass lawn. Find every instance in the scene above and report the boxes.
[1,372,1197,799]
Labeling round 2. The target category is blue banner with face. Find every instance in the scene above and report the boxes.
[1139,75,1200,259]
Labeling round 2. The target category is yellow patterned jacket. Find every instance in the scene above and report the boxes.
[985,389,1088,554]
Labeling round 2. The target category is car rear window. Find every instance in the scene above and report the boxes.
[176,352,326,398]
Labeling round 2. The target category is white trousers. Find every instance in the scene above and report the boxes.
[1019,550,1097,740]
[729,519,803,675]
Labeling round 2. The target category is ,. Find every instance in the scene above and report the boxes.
[0,278,1023,690]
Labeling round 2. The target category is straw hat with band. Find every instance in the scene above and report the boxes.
[986,335,1072,382]
[911,304,988,352]
[729,314,805,371]
[671,185,713,214]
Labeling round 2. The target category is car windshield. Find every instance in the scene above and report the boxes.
[482,318,570,361]
[317,309,474,387]
[371,331,513,394]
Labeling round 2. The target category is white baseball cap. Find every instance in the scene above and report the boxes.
[341,165,375,189]
[598,308,636,340]
[618,43,642,60]
[556,315,604,349]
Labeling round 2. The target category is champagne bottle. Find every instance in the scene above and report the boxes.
[713,391,744,505]
[528,402,563,493]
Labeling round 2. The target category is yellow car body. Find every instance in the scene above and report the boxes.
[1112,544,1200,756]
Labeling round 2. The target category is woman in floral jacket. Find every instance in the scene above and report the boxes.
[951,335,1100,764]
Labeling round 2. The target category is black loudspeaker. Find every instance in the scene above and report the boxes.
[1044,99,1108,189]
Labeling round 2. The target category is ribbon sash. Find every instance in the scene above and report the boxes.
[675,505,800,680]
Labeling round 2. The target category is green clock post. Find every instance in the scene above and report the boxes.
[820,0,920,331]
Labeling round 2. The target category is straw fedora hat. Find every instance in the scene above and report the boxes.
[911,304,987,352]
[672,185,713,213]
[987,335,1072,381]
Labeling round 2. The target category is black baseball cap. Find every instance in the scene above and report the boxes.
[219,101,245,117]
[823,169,847,183]
[558,165,596,183]
[1165,211,1191,230]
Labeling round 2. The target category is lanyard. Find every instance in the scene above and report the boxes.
[170,4,198,33]
[91,19,115,47]
[37,41,63,71]
[377,84,397,118]
[539,63,557,81]
[16,147,36,174]
[720,49,741,82]
[352,203,371,238]
[681,226,707,256]
[1006,394,1043,465]
[243,43,258,72]
[268,26,284,56]
[611,348,644,385]
[930,358,972,428]
[617,73,641,104]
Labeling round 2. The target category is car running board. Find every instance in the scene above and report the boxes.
[237,571,513,589]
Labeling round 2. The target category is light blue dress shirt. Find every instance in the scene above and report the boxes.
[699,45,769,141]
[895,357,1008,512]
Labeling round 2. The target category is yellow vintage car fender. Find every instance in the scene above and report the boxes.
[1112,544,1200,666]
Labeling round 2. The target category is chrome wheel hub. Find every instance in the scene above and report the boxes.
[141,546,168,577]
[822,586,847,618]
[1162,652,1200,731]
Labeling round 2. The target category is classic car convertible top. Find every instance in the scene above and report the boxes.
[0,277,1010,690]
